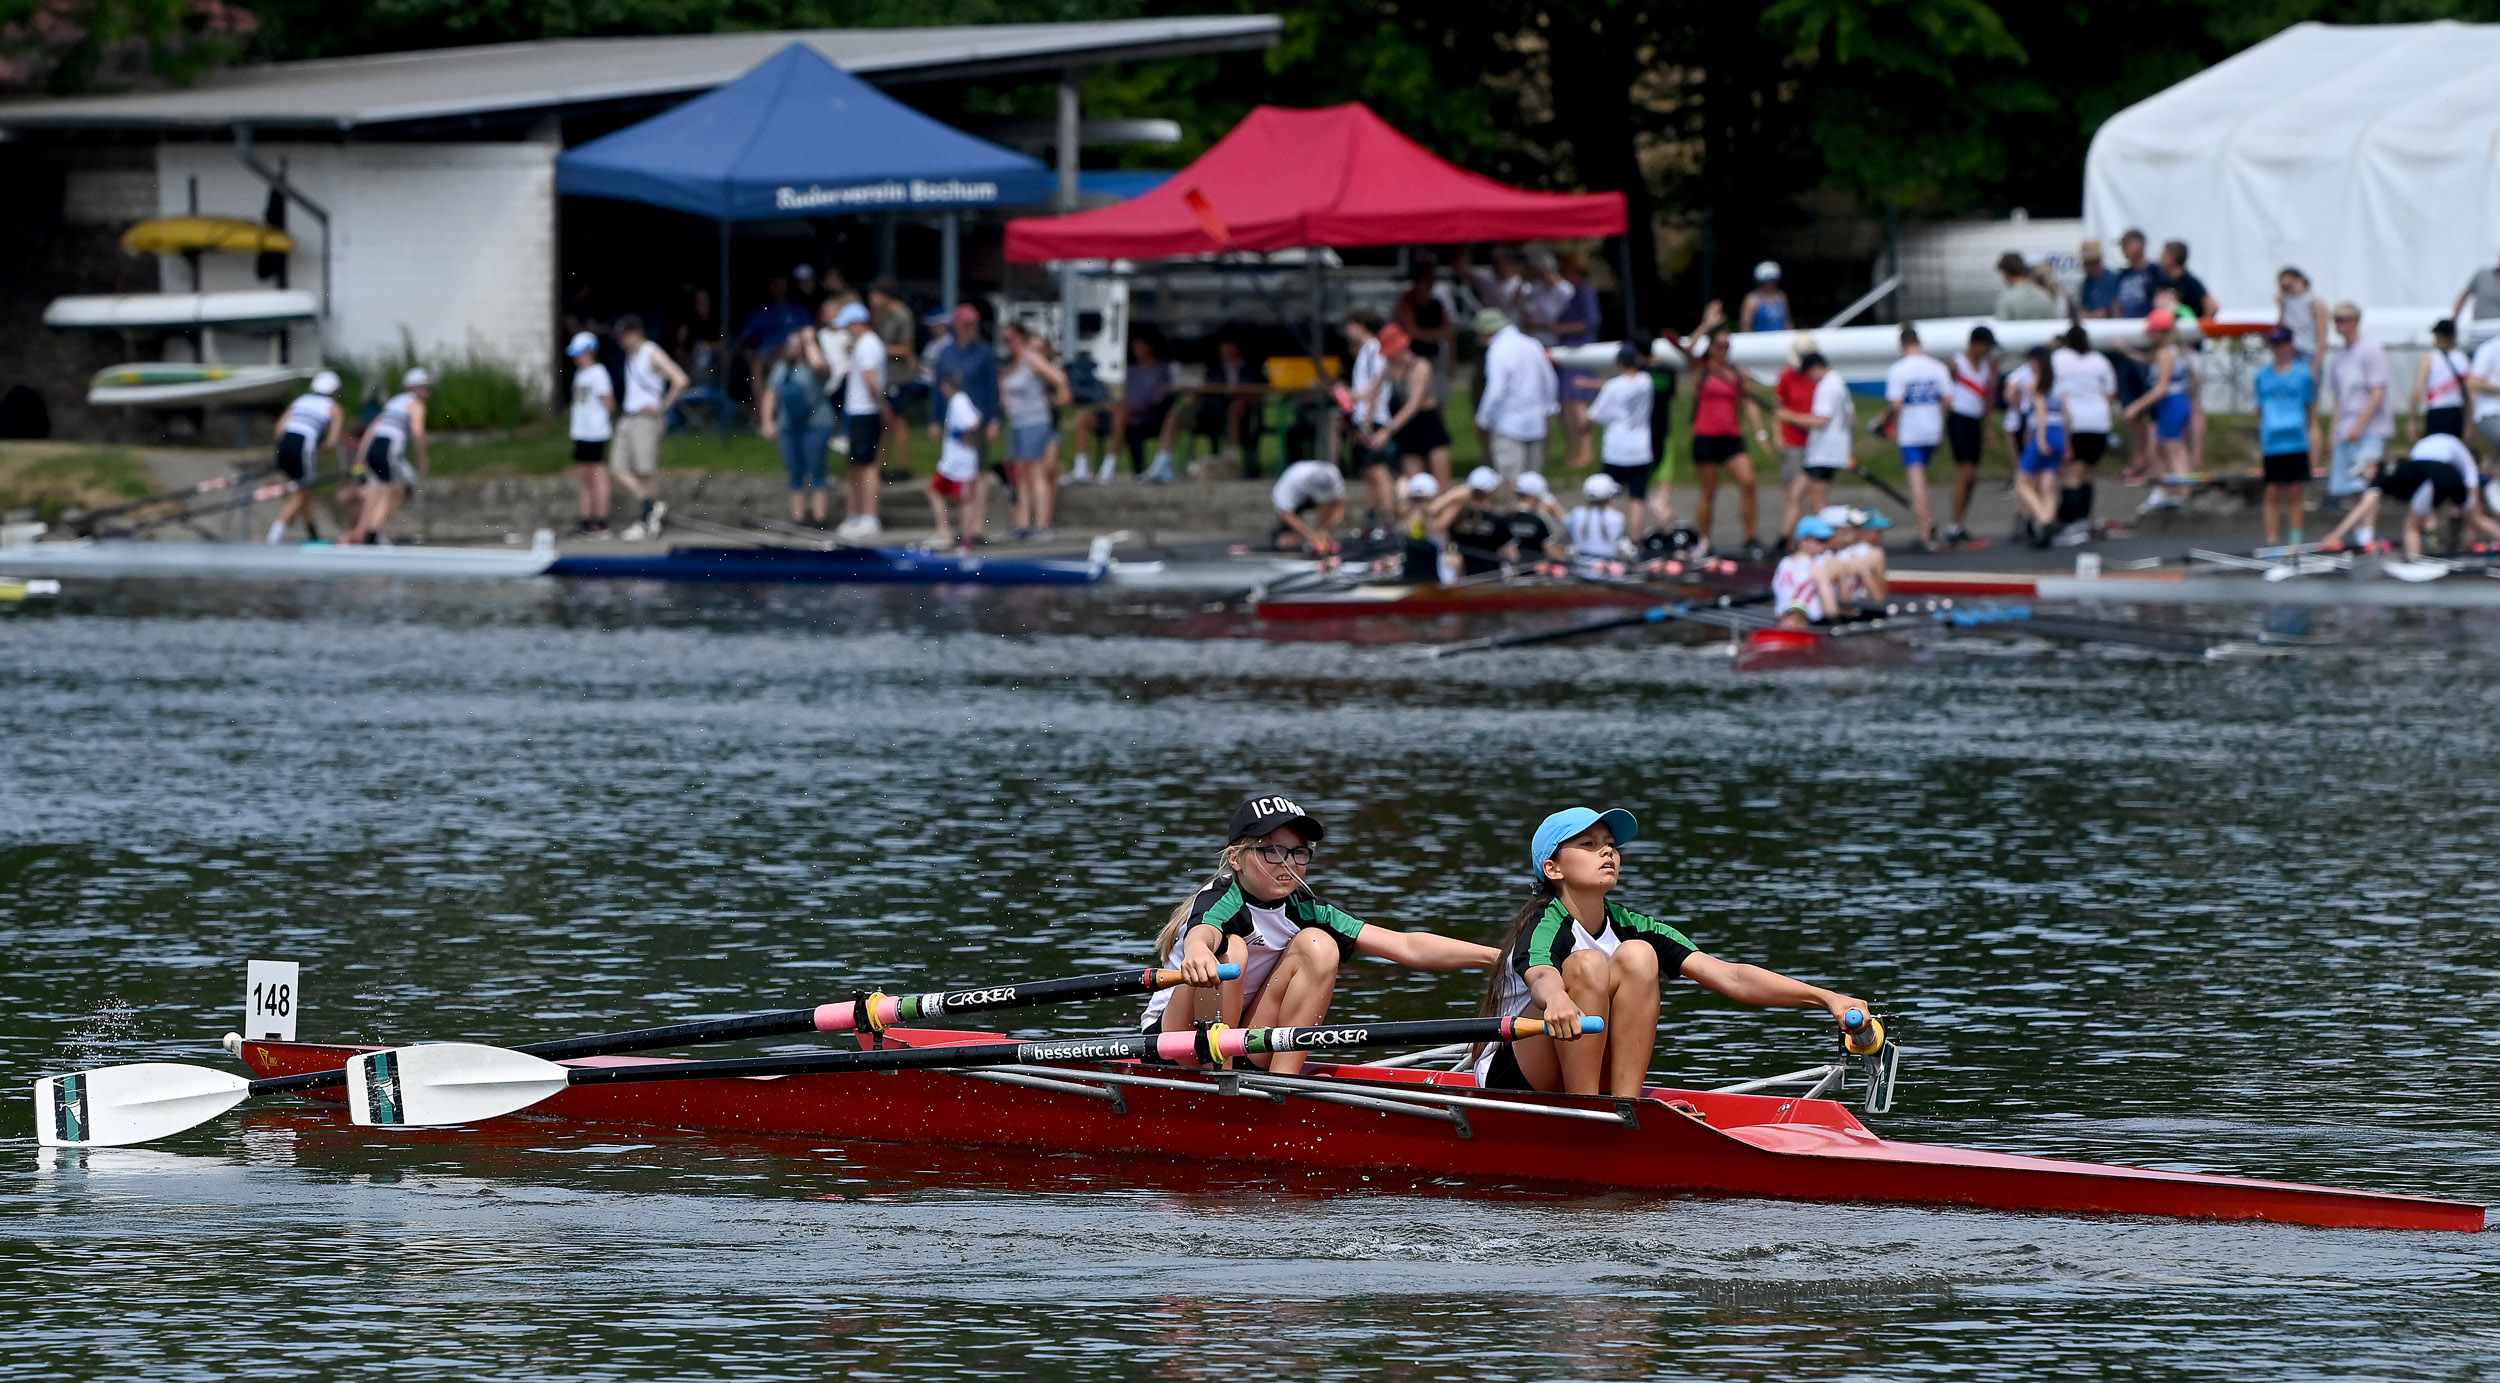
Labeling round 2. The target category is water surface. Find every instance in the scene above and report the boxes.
[3,580,2494,1380]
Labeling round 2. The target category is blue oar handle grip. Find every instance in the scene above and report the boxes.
[1216,963,1242,981]
[1842,1007,1866,1031]
[1841,1008,1885,1055]
[1579,1017,1605,1034]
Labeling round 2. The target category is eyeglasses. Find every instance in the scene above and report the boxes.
[1250,844,1314,867]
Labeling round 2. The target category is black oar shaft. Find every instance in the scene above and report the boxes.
[560,1016,1557,1088]
[247,967,1205,1096]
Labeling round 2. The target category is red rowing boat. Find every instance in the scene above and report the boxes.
[235,1030,2486,1231]
[1732,626,1909,672]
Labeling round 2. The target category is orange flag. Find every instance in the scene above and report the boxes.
[1180,185,1235,249]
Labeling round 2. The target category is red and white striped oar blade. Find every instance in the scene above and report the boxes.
[346,1043,571,1128]
[33,1064,251,1147]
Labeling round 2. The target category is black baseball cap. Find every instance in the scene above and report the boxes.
[1229,791,1325,843]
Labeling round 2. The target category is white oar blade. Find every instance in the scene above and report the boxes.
[346,1043,570,1128]
[33,1064,251,1147]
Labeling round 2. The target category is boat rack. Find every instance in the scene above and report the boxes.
[937,1058,1647,1141]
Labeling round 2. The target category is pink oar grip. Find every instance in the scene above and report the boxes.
[812,997,903,1033]
[1151,1032,1199,1062]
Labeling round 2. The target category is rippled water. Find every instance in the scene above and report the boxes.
[3,580,2495,1380]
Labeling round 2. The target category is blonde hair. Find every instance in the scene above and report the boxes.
[1149,833,1312,960]
[1153,843,1245,962]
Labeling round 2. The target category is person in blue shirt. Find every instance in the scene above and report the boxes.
[1738,261,1790,333]
[2076,238,2122,317]
[2252,327,2319,547]
[923,302,1002,467]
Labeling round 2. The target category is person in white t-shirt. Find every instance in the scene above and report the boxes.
[2470,333,2500,456]
[836,302,896,537]
[1586,345,1657,539]
[1943,326,1998,545]
[927,375,987,551]
[2316,431,2499,560]
[2049,325,2118,541]
[1873,326,1952,548]
[1780,354,1854,531]
[611,315,686,540]
[565,332,617,537]
[1271,458,1347,555]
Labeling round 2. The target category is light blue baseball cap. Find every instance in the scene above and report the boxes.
[835,302,870,328]
[1530,807,1638,884]
[1794,516,1836,541]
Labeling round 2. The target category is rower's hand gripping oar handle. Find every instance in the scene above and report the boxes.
[1841,1007,1886,1057]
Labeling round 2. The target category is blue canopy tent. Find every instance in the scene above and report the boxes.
[557,42,1050,410]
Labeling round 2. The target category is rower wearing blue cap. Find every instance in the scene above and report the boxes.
[1475,807,1875,1097]
[1818,505,1891,602]
[1771,516,1843,626]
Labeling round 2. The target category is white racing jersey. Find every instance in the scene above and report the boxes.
[368,391,417,444]
[1772,552,1825,621]
[1565,504,1625,557]
[280,392,336,443]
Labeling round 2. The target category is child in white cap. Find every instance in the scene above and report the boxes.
[1566,472,1628,569]
[566,331,616,536]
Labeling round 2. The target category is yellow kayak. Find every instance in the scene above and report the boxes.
[120,217,295,256]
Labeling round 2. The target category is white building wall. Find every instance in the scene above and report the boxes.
[155,139,556,397]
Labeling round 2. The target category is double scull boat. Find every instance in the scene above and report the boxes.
[231,1027,2485,1232]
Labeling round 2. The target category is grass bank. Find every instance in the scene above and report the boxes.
[0,443,153,522]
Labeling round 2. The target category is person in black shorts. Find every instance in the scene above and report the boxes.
[267,370,342,543]
[1364,324,1454,491]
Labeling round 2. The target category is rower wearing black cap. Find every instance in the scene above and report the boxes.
[1144,791,1499,1074]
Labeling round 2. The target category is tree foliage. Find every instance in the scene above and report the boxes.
[1,0,253,93]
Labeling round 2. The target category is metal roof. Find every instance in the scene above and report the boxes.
[0,18,1280,132]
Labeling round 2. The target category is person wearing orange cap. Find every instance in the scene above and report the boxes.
[2122,309,2194,512]
[1364,320,1455,492]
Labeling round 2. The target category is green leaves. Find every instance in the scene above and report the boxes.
[1765,0,2025,81]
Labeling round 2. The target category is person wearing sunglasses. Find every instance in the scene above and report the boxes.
[1474,807,1874,1097]
[1142,791,1499,1073]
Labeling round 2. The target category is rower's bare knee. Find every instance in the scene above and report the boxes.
[1612,939,1661,987]
[1559,948,1610,995]
[1282,927,1340,976]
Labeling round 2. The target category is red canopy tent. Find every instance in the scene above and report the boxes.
[1004,103,1626,261]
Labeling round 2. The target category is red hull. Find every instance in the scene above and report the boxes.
[1732,627,1909,672]
[237,1035,2486,1231]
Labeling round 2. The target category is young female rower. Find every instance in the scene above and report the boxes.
[1145,791,1499,1074]
[1479,807,1872,1097]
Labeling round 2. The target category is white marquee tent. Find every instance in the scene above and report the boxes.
[2083,21,2500,318]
